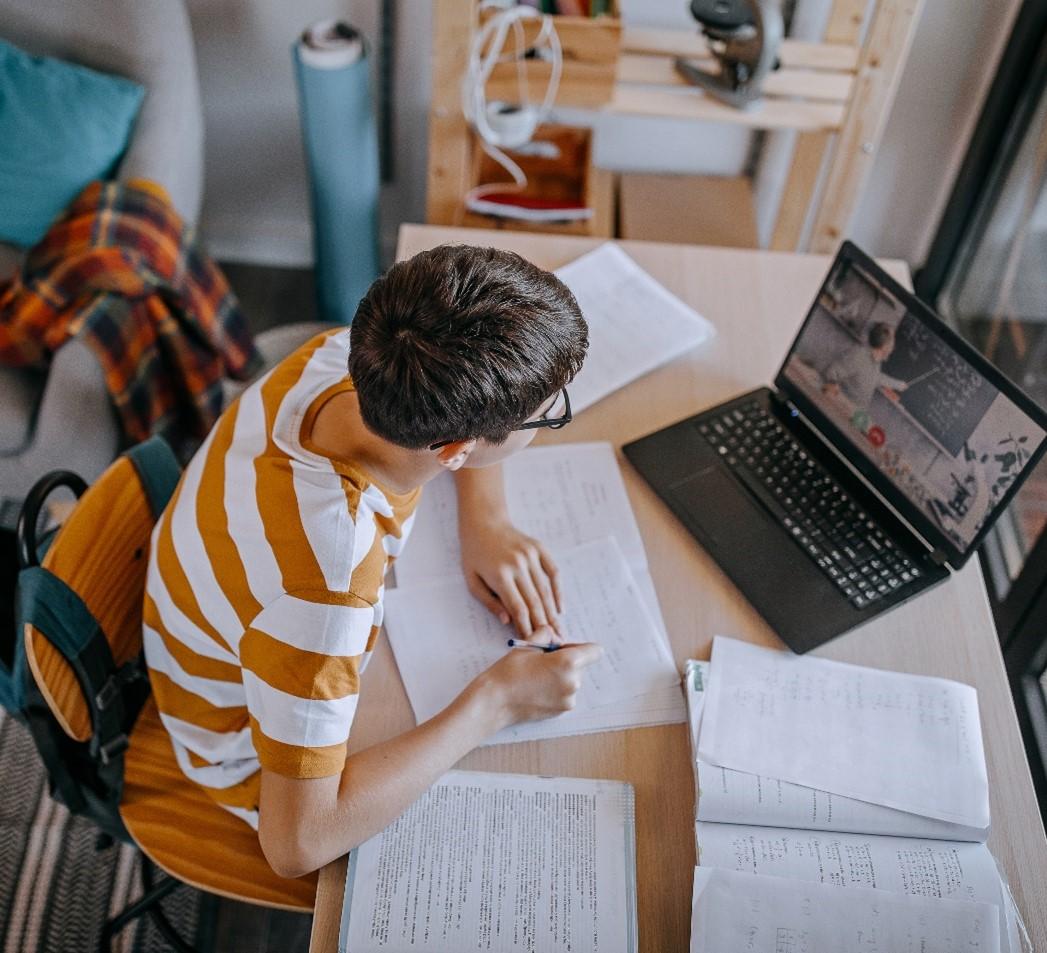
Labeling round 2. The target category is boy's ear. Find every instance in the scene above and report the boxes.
[434,439,477,471]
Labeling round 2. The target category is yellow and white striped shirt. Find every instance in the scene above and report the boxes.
[143,329,419,829]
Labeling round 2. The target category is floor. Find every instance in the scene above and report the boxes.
[201,261,320,953]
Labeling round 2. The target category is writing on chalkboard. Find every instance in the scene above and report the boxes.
[883,316,997,457]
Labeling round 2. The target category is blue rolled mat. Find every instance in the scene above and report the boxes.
[293,21,380,325]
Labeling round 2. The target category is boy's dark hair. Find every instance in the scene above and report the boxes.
[868,322,894,349]
[348,244,588,449]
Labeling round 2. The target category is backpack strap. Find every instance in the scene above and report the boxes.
[17,568,142,794]
[16,471,88,571]
[125,436,182,519]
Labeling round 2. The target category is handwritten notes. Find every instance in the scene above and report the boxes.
[554,243,715,414]
[698,638,991,830]
[690,866,1000,953]
[696,826,1019,953]
[685,657,984,840]
[384,538,681,745]
[694,760,987,842]
[393,443,648,590]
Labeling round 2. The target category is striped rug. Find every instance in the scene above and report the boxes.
[0,710,207,952]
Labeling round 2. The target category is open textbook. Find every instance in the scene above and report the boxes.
[339,770,637,953]
[685,651,1026,953]
[386,442,686,743]
[553,243,715,414]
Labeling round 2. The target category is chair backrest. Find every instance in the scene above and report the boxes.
[14,437,181,838]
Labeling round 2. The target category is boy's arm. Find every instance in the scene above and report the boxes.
[257,639,601,879]
[453,465,563,638]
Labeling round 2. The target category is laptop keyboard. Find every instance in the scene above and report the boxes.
[697,401,922,610]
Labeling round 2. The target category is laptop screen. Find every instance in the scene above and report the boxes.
[777,245,1047,561]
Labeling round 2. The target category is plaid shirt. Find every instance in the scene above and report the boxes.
[0,180,261,457]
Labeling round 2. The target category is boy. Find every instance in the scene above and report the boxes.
[143,244,602,881]
[823,321,909,410]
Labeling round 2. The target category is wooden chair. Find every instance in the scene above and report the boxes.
[16,439,315,952]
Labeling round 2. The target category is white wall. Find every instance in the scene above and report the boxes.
[189,0,1022,270]
[188,0,401,266]
[848,0,1022,263]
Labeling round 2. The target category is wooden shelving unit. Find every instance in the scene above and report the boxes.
[426,0,926,251]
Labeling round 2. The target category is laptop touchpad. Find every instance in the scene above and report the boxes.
[669,466,763,547]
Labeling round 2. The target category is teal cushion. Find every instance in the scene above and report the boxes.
[0,39,145,248]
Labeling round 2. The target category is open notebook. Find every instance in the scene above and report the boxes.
[338,771,637,953]
[386,442,686,744]
[685,649,1026,953]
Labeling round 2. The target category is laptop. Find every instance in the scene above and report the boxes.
[623,241,1047,653]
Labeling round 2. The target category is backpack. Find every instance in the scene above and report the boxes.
[5,437,181,841]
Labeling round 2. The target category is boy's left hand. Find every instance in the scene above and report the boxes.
[459,518,564,639]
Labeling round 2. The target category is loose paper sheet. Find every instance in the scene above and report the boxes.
[698,637,991,829]
[696,825,1017,953]
[384,537,681,745]
[393,442,647,590]
[553,243,716,413]
[685,656,986,842]
[339,771,637,953]
[694,760,987,842]
[689,866,1000,953]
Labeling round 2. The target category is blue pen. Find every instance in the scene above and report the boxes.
[507,638,563,653]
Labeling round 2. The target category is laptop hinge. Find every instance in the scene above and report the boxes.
[929,549,950,567]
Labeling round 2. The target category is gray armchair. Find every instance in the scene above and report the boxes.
[0,0,204,513]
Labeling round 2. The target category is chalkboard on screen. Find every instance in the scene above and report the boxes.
[882,315,996,457]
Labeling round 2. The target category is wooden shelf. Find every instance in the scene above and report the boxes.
[620,26,860,72]
[616,54,854,103]
[458,125,614,238]
[427,0,928,253]
[485,14,621,109]
[608,86,846,131]
[609,26,856,133]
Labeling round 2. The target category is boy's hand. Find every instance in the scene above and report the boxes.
[473,631,603,727]
[459,517,564,639]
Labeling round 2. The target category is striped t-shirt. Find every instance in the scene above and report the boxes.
[143,329,420,829]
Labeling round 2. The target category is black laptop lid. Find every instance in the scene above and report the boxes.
[774,241,1047,569]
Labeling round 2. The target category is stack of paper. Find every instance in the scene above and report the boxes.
[684,638,1025,953]
[385,442,685,744]
[552,243,715,414]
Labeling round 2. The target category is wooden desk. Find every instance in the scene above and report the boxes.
[309,225,1047,953]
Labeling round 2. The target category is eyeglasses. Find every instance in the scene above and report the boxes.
[429,388,572,451]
